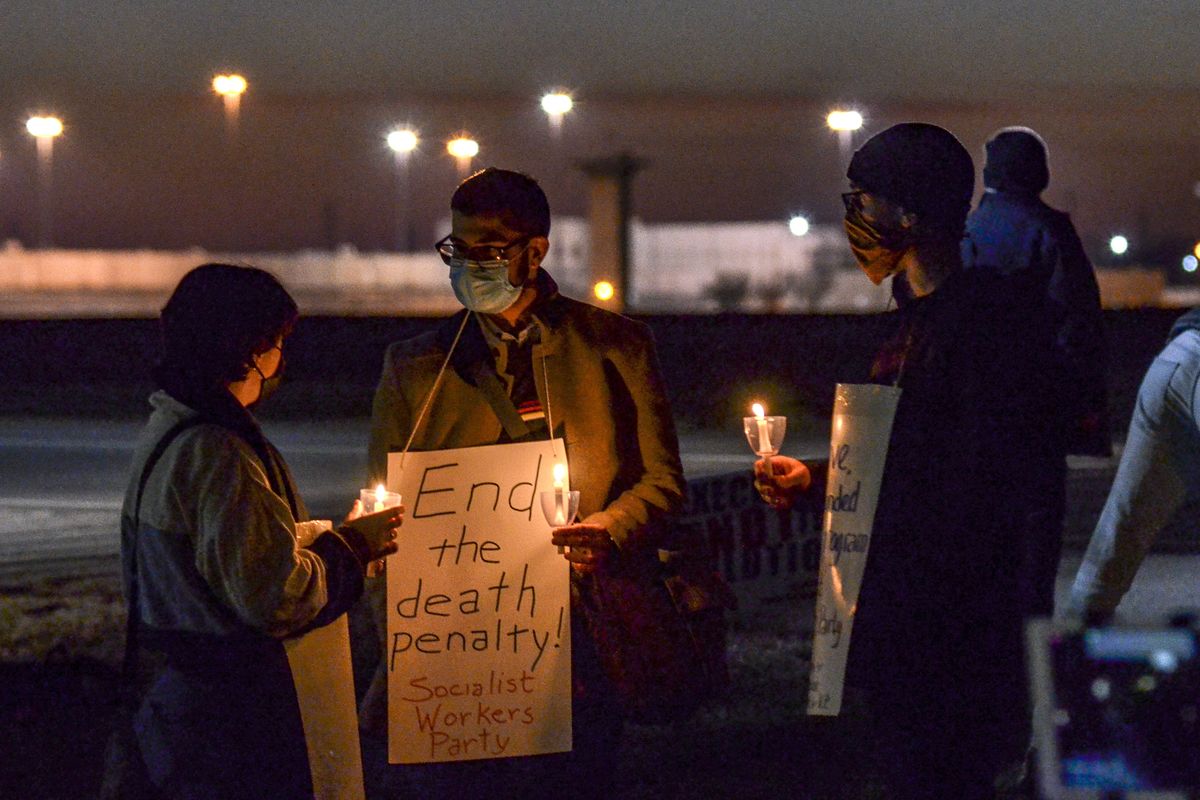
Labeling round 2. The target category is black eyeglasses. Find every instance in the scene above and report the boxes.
[841,190,867,213]
[434,235,530,268]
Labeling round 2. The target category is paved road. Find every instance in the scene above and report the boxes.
[0,417,783,581]
[1,417,1195,623]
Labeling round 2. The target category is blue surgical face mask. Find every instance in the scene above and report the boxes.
[448,260,524,314]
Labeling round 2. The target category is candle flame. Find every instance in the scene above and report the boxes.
[752,402,766,419]
[375,484,387,504]
[552,463,567,486]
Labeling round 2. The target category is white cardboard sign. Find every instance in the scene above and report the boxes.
[807,383,900,716]
[384,440,573,763]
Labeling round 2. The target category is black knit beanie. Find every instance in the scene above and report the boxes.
[847,122,974,238]
[982,127,1049,195]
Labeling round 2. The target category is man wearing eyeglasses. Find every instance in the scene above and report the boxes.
[360,167,685,798]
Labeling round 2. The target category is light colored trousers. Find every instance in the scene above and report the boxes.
[1069,329,1200,617]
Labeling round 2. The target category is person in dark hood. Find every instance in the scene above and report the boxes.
[1070,307,1200,620]
[757,123,1059,797]
[964,127,1108,623]
[966,126,1108,455]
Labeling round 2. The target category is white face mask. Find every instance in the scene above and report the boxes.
[448,260,524,314]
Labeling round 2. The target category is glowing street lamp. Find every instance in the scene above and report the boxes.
[788,215,811,237]
[827,109,864,163]
[212,73,247,136]
[26,115,63,248]
[387,129,418,156]
[826,110,864,132]
[387,128,419,250]
[593,280,616,303]
[447,135,479,176]
[1109,235,1129,256]
[541,91,573,137]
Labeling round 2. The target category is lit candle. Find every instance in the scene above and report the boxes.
[361,483,401,513]
[752,402,772,455]
[552,463,567,525]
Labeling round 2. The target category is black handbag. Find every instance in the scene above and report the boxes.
[99,418,202,800]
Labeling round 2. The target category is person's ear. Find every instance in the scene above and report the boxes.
[527,236,549,270]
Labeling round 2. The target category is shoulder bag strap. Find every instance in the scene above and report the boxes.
[120,416,205,692]
[467,359,533,441]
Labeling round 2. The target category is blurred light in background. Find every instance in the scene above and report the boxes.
[593,280,615,302]
[826,110,863,132]
[446,136,479,159]
[1183,254,1198,273]
[1109,235,1129,256]
[387,129,419,153]
[788,215,810,237]
[212,74,247,97]
[1193,241,1200,260]
[25,116,63,138]
[541,92,573,117]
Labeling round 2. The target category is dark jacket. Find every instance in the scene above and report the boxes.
[964,189,1109,455]
[849,268,1059,694]
[362,271,686,724]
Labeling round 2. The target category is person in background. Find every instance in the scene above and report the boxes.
[1070,307,1200,621]
[757,124,1058,798]
[361,169,685,798]
[964,125,1108,620]
[120,264,403,799]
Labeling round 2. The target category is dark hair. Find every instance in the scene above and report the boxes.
[156,263,298,394]
[450,168,550,237]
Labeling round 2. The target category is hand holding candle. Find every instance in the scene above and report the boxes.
[359,484,402,576]
[539,463,580,554]
[744,402,787,494]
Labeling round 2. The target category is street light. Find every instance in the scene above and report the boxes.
[788,215,811,237]
[1183,255,1198,273]
[212,73,247,136]
[447,135,479,177]
[593,280,616,302]
[387,129,418,155]
[387,128,419,250]
[827,109,864,163]
[1109,235,1129,256]
[541,91,573,137]
[26,115,63,248]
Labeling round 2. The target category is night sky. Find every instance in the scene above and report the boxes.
[1,1,1198,256]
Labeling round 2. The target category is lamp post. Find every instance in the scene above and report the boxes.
[387,128,418,251]
[26,115,63,248]
[446,135,479,178]
[212,73,247,138]
[826,109,864,164]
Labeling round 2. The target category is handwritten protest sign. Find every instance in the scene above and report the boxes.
[385,440,572,764]
[807,384,900,716]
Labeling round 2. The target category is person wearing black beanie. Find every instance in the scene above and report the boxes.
[757,123,1061,797]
